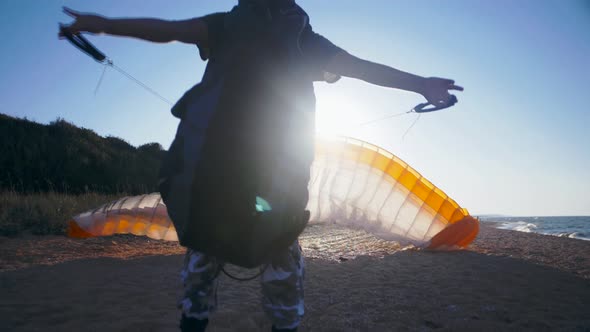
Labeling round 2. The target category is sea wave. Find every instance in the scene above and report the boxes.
[498,221,538,233]
[554,232,589,241]
[480,216,590,241]
[496,222,589,241]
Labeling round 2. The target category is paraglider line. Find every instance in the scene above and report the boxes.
[61,28,173,106]
[94,62,109,96]
[221,264,269,282]
[401,114,421,140]
[109,62,174,106]
[357,110,413,127]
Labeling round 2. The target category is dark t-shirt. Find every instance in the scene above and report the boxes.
[199,5,343,70]
[159,3,343,254]
[172,6,344,118]
[168,4,344,167]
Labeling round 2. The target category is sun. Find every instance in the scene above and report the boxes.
[315,94,363,136]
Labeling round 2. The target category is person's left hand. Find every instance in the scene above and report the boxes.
[419,77,464,107]
[58,6,107,39]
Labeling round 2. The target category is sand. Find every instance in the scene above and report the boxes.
[1,223,589,331]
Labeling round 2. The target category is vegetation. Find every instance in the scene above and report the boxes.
[0,191,125,236]
[0,113,165,236]
[0,114,165,194]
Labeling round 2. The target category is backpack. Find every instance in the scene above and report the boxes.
[159,2,313,268]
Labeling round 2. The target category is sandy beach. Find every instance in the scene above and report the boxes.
[1,223,589,331]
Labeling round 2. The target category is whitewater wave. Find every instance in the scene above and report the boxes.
[496,221,589,241]
[498,221,538,233]
[480,216,590,241]
[555,232,589,241]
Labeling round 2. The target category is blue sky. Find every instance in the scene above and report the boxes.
[1,0,589,216]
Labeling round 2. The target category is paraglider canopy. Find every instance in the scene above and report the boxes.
[69,136,479,250]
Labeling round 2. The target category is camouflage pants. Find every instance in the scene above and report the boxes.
[178,241,305,330]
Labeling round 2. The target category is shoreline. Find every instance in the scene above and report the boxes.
[2,224,589,331]
[479,218,590,242]
[2,223,589,278]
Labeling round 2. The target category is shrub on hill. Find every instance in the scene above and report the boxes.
[0,114,165,194]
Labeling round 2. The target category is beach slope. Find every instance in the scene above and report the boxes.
[1,224,589,331]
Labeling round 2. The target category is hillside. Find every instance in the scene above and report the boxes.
[0,114,165,194]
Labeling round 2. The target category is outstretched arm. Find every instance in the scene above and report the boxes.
[325,51,463,107]
[58,7,207,45]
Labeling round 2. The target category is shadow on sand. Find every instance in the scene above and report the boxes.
[2,247,589,331]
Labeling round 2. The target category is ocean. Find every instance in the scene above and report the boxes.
[478,216,590,241]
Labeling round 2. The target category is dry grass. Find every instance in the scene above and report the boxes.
[0,191,126,236]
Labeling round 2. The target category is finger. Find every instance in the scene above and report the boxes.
[436,78,454,85]
[450,84,464,91]
[440,93,456,106]
[63,6,80,18]
[58,23,67,38]
[60,23,79,36]
[448,94,458,105]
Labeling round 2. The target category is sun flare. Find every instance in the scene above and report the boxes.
[315,95,363,136]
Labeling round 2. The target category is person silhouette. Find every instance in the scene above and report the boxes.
[60,1,462,331]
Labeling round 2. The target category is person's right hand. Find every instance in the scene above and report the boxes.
[418,77,464,108]
[58,7,107,38]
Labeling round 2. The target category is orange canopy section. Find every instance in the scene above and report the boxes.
[68,136,478,249]
[309,136,479,249]
[68,193,177,242]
